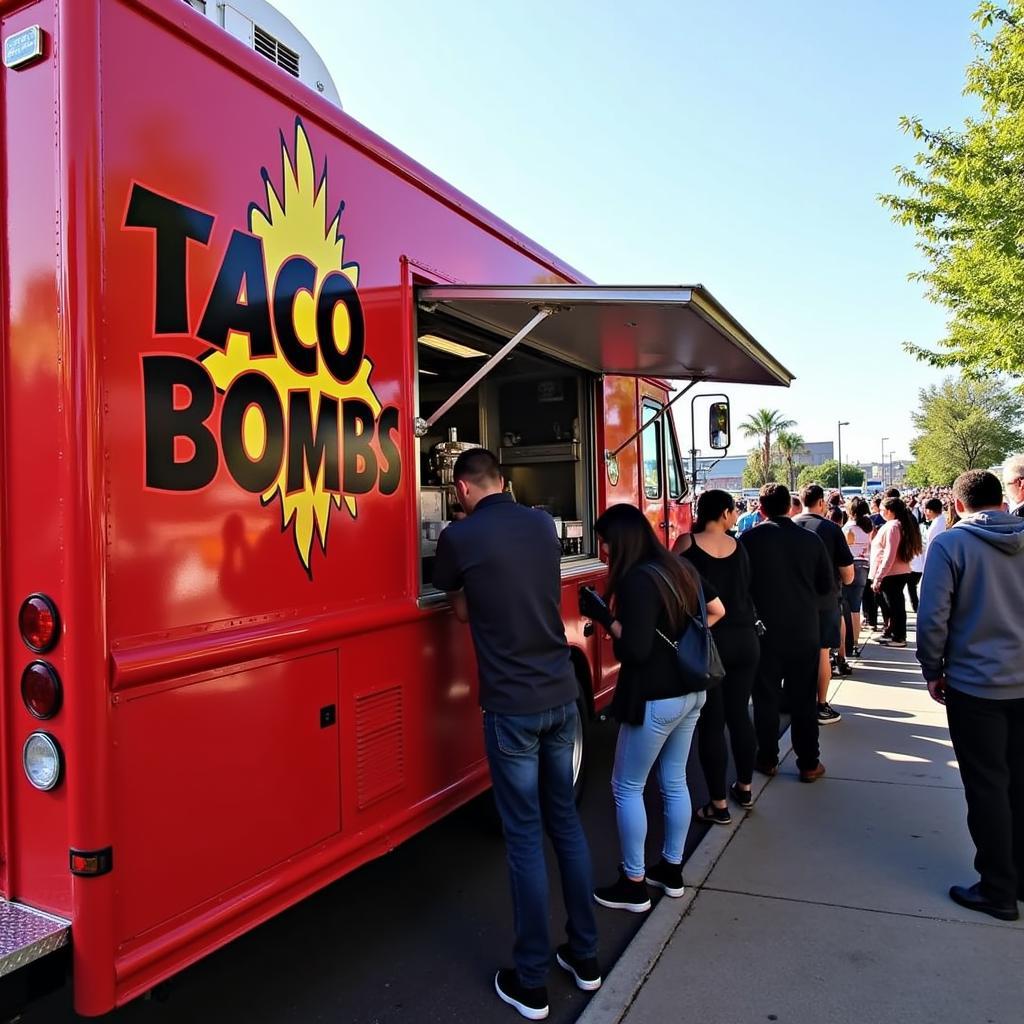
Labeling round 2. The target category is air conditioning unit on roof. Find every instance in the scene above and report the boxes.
[180,0,342,108]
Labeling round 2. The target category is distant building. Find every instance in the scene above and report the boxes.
[801,441,834,466]
[695,455,747,491]
[859,460,912,490]
[692,441,836,493]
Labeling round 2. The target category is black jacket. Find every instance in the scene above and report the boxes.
[610,561,716,725]
[793,512,855,610]
[739,517,833,650]
[432,493,577,714]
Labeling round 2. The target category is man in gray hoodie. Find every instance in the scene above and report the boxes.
[917,470,1024,921]
[1004,453,1024,517]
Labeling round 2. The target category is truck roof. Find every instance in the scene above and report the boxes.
[172,0,592,287]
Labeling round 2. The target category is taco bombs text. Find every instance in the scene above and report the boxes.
[127,183,401,502]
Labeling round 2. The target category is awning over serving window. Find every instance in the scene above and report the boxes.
[417,285,794,388]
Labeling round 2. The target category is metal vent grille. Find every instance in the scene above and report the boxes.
[355,687,405,810]
[253,24,300,78]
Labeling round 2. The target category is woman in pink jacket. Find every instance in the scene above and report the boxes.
[870,497,923,648]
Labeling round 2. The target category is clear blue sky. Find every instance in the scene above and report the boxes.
[281,0,979,467]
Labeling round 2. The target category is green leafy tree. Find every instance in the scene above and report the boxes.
[910,375,1024,483]
[905,463,936,487]
[740,409,795,484]
[796,461,865,490]
[880,3,1024,380]
[741,450,783,488]
[775,431,807,489]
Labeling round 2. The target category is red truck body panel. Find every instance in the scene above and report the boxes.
[0,0,695,1013]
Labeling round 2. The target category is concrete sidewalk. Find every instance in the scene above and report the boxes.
[580,621,1024,1024]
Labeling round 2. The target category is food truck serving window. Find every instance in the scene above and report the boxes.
[413,284,793,595]
[416,312,596,594]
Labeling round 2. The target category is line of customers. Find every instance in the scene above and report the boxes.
[577,484,839,958]
[435,448,1024,1020]
[434,449,854,1021]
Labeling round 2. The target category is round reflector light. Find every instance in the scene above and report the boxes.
[18,594,61,653]
[21,661,63,719]
[23,732,63,791]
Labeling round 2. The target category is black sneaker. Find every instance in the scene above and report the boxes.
[555,944,602,991]
[494,969,549,1020]
[834,659,853,676]
[729,782,753,809]
[817,701,842,725]
[645,858,685,897]
[594,867,652,912]
[695,802,732,825]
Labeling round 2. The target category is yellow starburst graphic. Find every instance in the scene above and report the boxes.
[204,121,381,572]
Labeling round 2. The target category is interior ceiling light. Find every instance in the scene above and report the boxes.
[418,335,488,359]
[417,367,439,376]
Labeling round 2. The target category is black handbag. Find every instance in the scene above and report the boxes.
[644,563,726,694]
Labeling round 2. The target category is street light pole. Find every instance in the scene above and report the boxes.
[888,451,896,490]
[838,420,850,491]
[881,436,889,486]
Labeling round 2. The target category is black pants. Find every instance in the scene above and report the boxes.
[880,574,911,642]
[863,580,892,630]
[946,688,1024,903]
[752,639,819,773]
[696,627,760,801]
[841,595,854,657]
[862,580,878,628]
[907,571,922,612]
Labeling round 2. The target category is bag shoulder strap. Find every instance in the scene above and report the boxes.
[642,562,707,627]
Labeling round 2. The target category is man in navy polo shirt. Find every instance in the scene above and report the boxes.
[433,448,599,1020]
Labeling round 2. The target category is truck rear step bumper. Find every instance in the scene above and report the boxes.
[0,901,69,977]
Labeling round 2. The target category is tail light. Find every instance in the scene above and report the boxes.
[23,732,63,791]
[21,661,63,719]
[18,594,61,653]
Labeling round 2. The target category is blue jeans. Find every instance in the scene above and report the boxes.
[484,701,598,988]
[612,693,705,879]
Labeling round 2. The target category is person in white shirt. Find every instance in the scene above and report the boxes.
[922,497,947,562]
[908,518,927,611]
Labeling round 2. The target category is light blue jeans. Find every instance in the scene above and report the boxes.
[612,693,706,879]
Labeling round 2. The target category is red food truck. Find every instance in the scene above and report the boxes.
[0,0,791,1014]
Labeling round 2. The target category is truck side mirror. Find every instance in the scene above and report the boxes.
[709,401,730,450]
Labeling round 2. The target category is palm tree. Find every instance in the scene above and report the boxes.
[740,409,796,485]
[775,430,806,490]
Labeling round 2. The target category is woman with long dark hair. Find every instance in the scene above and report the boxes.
[674,490,759,823]
[843,497,874,654]
[870,497,923,648]
[591,504,724,911]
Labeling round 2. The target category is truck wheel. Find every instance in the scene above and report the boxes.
[476,686,591,830]
[573,686,591,805]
